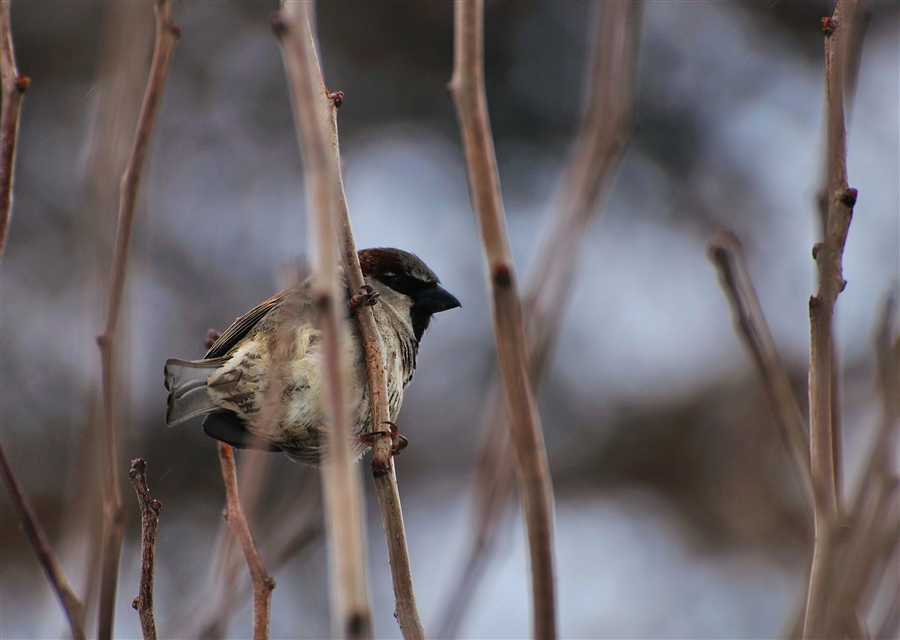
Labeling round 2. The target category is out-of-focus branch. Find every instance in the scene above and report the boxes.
[271,3,375,638]
[0,0,28,262]
[127,459,161,640]
[218,445,275,640]
[822,295,900,636]
[439,3,642,635]
[95,3,179,637]
[707,232,812,500]
[0,442,86,640]
[803,2,859,638]
[449,1,558,637]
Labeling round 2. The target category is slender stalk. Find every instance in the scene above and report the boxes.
[0,0,27,262]
[95,3,179,637]
[127,459,161,640]
[0,442,86,639]
[439,4,642,634]
[218,445,275,640]
[707,232,812,500]
[803,2,858,637]
[449,2,557,636]
[271,3,374,637]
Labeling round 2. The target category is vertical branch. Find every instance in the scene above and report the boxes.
[439,4,642,634]
[0,442,86,640]
[218,445,275,640]
[449,2,557,638]
[95,3,179,637]
[271,2,374,637]
[127,459,161,640]
[0,0,28,261]
[803,2,858,638]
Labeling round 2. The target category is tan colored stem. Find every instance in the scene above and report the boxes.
[218,445,275,640]
[273,3,374,637]
[439,4,642,634]
[803,2,858,638]
[449,1,557,637]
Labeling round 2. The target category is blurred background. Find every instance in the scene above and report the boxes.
[2,1,898,638]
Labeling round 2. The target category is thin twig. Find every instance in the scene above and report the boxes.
[218,445,275,640]
[707,232,812,499]
[803,2,859,638]
[0,0,27,262]
[0,441,86,639]
[95,3,178,637]
[439,4,643,634]
[127,459,161,640]
[449,1,557,637]
[271,3,375,637]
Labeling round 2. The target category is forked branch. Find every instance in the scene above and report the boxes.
[449,1,557,637]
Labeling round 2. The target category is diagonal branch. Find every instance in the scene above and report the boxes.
[449,1,558,637]
[218,445,275,640]
[128,459,161,640]
[95,2,179,637]
[707,232,812,501]
[803,1,859,638]
[271,2,375,637]
[0,441,86,640]
[0,0,28,262]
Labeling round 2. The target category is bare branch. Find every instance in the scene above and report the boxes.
[0,0,28,262]
[449,1,558,636]
[0,441,86,640]
[439,5,643,634]
[127,459,161,640]
[707,232,812,500]
[271,3,376,637]
[218,445,275,640]
[95,3,178,636]
[803,2,859,637]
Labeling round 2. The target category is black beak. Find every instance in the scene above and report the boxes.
[415,284,461,313]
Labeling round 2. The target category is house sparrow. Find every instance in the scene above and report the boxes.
[164,248,460,465]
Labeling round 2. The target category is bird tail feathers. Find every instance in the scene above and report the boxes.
[164,358,225,427]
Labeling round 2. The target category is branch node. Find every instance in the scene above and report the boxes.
[822,17,838,35]
[329,90,344,108]
[269,13,287,38]
[492,263,513,288]
[14,75,30,93]
[167,21,182,39]
[812,243,823,260]
[840,187,858,207]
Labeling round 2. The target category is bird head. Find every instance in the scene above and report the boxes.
[359,248,460,342]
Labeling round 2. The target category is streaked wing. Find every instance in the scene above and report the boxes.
[204,288,292,358]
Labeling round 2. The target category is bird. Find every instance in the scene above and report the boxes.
[164,248,460,465]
